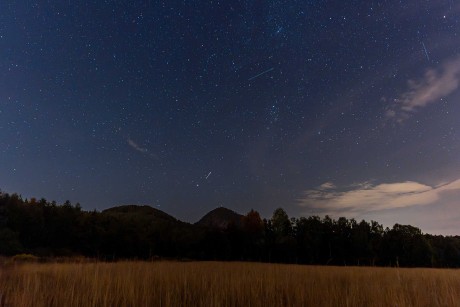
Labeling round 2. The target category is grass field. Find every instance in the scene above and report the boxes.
[0,261,459,306]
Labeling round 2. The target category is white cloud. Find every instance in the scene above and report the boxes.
[298,179,460,215]
[388,56,460,121]
[319,182,336,190]
[127,138,148,153]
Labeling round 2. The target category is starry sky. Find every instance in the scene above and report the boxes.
[1,1,460,235]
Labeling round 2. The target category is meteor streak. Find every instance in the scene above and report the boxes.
[422,42,430,61]
[248,68,274,81]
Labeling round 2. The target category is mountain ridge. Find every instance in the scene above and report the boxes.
[102,204,179,223]
[102,204,245,229]
[195,206,243,229]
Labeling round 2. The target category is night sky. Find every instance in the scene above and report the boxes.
[1,1,460,234]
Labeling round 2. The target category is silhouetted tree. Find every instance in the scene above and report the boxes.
[242,209,264,260]
[270,208,296,262]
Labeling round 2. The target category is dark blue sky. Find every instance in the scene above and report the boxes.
[1,1,460,234]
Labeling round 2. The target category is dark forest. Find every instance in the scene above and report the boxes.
[1,191,459,268]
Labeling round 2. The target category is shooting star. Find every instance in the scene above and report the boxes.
[421,42,430,61]
[248,67,274,81]
[205,171,212,179]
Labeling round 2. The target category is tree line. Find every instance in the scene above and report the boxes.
[0,191,459,267]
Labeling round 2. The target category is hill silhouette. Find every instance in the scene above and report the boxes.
[195,207,243,229]
[102,205,178,223]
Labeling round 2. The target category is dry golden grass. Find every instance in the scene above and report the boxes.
[0,261,459,306]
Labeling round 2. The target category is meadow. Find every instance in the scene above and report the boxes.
[0,261,459,306]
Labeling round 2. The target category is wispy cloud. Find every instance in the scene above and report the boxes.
[126,137,159,159]
[318,182,336,190]
[298,179,460,216]
[127,138,148,153]
[387,56,460,121]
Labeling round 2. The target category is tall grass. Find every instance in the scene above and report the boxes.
[0,261,459,306]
